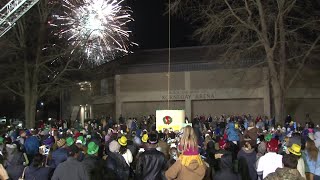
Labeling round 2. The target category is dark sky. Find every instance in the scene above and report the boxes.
[127,0,198,49]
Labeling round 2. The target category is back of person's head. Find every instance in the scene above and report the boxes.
[282,154,298,169]
[67,144,80,157]
[33,154,44,167]
[267,139,279,153]
[180,125,197,151]
[305,138,319,162]
[147,133,158,145]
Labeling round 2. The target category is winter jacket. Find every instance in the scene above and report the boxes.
[237,148,257,180]
[24,165,53,180]
[105,151,130,180]
[51,157,89,180]
[50,147,68,168]
[243,127,258,147]
[302,150,320,176]
[264,167,304,180]
[213,154,241,180]
[5,145,25,180]
[135,148,167,180]
[227,122,239,142]
[165,155,206,180]
[82,155,105,180]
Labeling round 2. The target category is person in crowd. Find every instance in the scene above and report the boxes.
[82,142,104,180]
[205,140,218,178]
[105,140,130,179]
[303,138,320,180]
[51,144,89,180]
[256,134,267,160]
[238,140,257,180]
[265,153,304,180]
[213,153,241,180]
[118,136,133,166]
[50,138,68,168]
[24,131,40,163]
[286,143,306,179]
[226,121,240,160]
[243,122,258,148]
[75,136,86,161]
[4,142,26,180]
[24,153,53,180]
[165,126,206,180]
[257,138,283,179]
[136,133,167,180]
[157,133,170,160]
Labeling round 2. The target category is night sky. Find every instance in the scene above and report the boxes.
[127,0,198,49]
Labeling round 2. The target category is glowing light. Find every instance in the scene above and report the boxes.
[51,0,137,64]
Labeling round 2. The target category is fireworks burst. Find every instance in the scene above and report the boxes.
[51,0,136,64]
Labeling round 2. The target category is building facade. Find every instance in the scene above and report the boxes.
[63,46,320,125]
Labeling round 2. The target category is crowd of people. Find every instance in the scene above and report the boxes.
[0,113,318,180]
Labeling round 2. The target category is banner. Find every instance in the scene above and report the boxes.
[156,110,185,131]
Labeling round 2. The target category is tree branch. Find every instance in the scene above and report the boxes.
[256,0,270,46]
[286,35,320,89]
[2,83,24,97]
[224,0,252,29]
[39,58,74,97]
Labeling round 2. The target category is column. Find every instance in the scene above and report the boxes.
[185,72,192,120]
[115,75,122,121]
[89,105,93,119]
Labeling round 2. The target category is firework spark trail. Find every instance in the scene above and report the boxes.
[51,0,136,64]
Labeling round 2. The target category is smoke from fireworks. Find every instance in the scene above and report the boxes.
[51,0,136,64]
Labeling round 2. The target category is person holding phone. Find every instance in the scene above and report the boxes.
[23,154,53,180]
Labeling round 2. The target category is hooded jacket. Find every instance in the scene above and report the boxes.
[5,144,25,180]
[165,156,206,180]
[264,167,304,180]
[213,154,241,180]
[238,147,257,180]
[227,122,239,142]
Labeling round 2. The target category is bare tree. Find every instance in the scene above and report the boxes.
[170,0,320,122]
[0,0,82,128]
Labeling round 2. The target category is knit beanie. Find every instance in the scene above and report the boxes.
[109,140,120,153]
[267,138,279,152]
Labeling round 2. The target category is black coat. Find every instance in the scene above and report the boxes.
[82,155,105,180]
[24,166,53,180]
[135,148,167,180]
[105,152,130,180]
[214,154,241,180]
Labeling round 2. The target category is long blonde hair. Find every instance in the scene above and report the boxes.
[180,126,198,151]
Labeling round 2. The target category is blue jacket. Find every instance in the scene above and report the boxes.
[50,148,68,168]
[302,151,320,176]
[227,122,239,142]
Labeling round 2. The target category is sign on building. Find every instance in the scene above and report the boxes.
[156,110,186,131]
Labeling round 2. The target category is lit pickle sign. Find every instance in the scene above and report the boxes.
[163,116,173,125]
